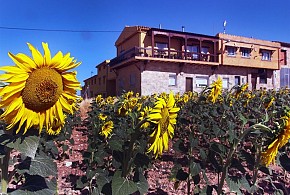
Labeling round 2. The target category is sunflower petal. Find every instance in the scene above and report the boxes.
[8,52,33,73]
[42,42,51,65]
[27,43,43,67]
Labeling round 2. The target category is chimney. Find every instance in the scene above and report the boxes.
[182,26,185,32]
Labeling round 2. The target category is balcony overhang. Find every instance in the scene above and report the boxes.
[110,56,219,69]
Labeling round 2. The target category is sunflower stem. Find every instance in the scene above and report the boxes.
[121,119,147,178]
[0,146,11,194]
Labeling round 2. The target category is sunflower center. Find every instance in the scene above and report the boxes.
[22,67,63,112]
[160,107,169,136]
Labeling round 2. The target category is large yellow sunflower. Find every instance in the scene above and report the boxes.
[0,42,81,135]
[147,92,180,158]
[261,115,290,166]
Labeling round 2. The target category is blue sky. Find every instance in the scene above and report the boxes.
[1,0,290,88]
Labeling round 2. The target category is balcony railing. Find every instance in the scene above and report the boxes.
[109,46,218,67]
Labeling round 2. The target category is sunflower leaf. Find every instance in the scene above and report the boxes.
[10,175,57,195]
[17,153,57,177]
[112,170,138,195]
[7,135,40,159]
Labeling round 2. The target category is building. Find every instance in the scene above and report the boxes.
[81,60,116,98]
[278,42,290,88]
[106,26,281,96]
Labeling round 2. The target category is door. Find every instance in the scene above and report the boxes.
[186,77,193,92]
[251,74,257,90]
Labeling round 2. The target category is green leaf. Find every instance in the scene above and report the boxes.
[199,148,207,161]
[190,162,201,176]
[226,177,242,194]
[176,168,189,181]
[109,139,123,151]
[10,175,57,195]
[112,171,138,195]
[18,153,57,177]
[189,133,198,148]
[76,176,88,189]
[95,169,111,191]
[136,173,149,194]
[7,136,40,159]
[239,176,250,191]
[239,113,247,126]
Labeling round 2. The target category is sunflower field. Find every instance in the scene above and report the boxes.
[0,44,289,194]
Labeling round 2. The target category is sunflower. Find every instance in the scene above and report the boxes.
[208,77,223,103]
[139,106,152,129]
[100,120,114,138]
[261,115,290,166]
[98,113,107,121]
[264,97,275,110]
[147,92,180,158]
[0,42,81,135]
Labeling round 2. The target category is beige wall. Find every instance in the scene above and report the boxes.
[218,33,280,70]
[115,63,141,95]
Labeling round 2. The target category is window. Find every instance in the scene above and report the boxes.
[103,76,106,84]
[227,46,236,56]
[280,68,290,87]
[222,78,229,89]
[201,47,209,54]
[281,50,287,65]
[235,76,241,85]
[119,78,124,89]
[196,76,208,87]
[258,69,267,84]
[169,74,177,86]
[156,42,168,50]
[241,48,251,58]
[130,74,136,86]
[261,50,271,61]
[187,45,199,59]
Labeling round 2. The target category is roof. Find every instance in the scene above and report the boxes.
[115,26,150,46]
[150,27,218,39]
[95,59,110,68]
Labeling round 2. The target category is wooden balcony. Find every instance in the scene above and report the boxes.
[109,46,219,68]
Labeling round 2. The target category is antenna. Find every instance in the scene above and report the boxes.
[223,20,227,34]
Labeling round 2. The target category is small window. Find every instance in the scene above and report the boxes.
[261,50,271,61]
[196,76,208,87]
[227,46,236,56]
[169,74,177,86]
[119,78,124,88]
[222,78,229,89]
[130,74,136,86]
[234,76,240,85]
[241,48,251,58]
